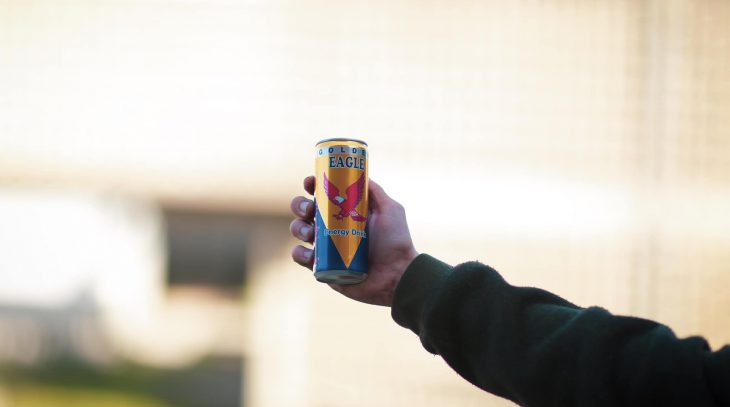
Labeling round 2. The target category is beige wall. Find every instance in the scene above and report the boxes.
[2,0,730,406]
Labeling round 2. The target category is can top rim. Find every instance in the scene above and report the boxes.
[316,138,368,147]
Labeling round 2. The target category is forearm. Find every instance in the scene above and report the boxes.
[391,254,730,406]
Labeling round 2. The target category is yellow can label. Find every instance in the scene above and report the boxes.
[314,139,368,270]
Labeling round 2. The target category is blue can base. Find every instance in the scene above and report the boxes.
[314,270,367,285]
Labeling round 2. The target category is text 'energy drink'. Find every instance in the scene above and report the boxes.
[314,138,368,284]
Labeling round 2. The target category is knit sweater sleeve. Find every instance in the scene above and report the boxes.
[391,254,730,406]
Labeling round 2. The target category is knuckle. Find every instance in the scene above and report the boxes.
[290,197,301,213]
[289,219,300,235]
[291,247,301,263]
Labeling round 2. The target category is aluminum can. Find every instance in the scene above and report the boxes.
[313,138,368,284]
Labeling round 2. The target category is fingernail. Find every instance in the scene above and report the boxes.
[303,249,313,261]
[299,200,310,214]
[300,225,312,238]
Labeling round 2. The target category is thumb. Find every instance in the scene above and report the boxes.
[368,179,393,211]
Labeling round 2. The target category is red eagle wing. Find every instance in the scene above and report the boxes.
[323,172,342,205]
[344,173,366,210]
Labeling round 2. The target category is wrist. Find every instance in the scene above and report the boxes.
[394,246,418,276]
[385,247,419,305]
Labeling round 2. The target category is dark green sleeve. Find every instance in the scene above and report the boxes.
[391,254,730,406]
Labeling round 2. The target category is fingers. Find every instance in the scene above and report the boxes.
[291,245,314,269]
[290,196,314,220]
[291,177,316,270]
[289,218,314,243]
[303,176,315,195]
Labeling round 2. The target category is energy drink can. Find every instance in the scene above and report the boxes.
[313,138,368,284]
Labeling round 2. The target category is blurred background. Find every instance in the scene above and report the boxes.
[1,0,729,406]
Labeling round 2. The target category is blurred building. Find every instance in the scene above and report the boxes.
[1,0,729,406]
[0,288,110,367]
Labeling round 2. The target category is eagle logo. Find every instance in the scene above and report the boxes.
[323,172,367,221]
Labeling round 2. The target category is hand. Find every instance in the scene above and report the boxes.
[290,176,419,306]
